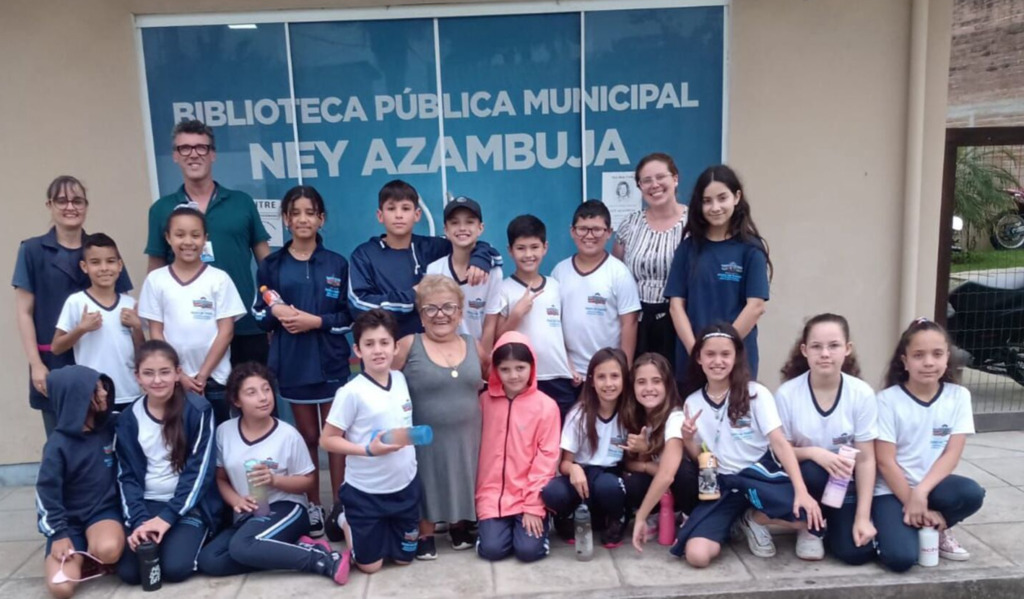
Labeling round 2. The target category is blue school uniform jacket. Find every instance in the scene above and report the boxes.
[36,366,119,541]
[115,392,222,532]
[253,237,353,388]
[347,234,503,338]
[14,228,132,410]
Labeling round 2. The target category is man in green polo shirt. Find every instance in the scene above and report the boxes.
[145,119,272,365]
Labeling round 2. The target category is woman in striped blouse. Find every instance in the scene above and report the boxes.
[613,153,688,364]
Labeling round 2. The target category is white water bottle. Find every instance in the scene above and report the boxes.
[574,504,593,561]
[918,527,939,567]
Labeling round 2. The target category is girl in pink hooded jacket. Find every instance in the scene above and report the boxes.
[476,331,561,562]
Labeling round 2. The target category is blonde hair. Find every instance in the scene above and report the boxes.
[415,274,465,311]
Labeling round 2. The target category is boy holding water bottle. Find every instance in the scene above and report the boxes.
[321,309,421,573]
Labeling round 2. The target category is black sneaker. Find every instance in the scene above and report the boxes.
[601,517,626,548]
[450,525,475,551]
[325,503,345,543]
[416,536,437,560]
[307,504,326,539]
[554,515,575,543]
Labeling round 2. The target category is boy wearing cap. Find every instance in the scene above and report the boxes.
[425,197,503,354]
[348,180,503,338]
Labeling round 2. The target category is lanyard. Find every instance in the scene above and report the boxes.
[706,387,731,450]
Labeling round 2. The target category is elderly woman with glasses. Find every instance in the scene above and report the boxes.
[612,152,688,364]
[393,274,488,560]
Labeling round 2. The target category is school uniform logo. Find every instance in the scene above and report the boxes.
[191,297,215,320]
[718,262,744,283]
[468,297,486,310]
[325,276,341,299]
[545,304,562,328]
[586,293,608,316]
[731,416,754,440]
[609,435,626,461]
[832,432,854,448]
[931,424,952,449]
[103,442,114,468]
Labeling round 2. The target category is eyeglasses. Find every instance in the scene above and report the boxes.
[420,302,459,318]
[50,197,88,209]
[572,226,609,238]
[174,143,214,157]
[639,173,674,187]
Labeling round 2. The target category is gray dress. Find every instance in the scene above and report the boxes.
[404,334,482,522]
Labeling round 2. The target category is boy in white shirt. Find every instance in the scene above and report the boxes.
[425,196,503,354]
[52,233,144,406]
[496,215,577,419]
[321,309,420,574]
[551,200,641,378]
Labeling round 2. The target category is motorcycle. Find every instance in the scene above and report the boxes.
[947,279,1024,386]
[990,188,1024,250]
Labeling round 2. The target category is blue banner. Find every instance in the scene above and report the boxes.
[140,6,725,265]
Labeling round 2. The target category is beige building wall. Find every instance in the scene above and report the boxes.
[0,0,952,465]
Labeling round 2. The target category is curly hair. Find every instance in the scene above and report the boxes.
[779,313,862,382]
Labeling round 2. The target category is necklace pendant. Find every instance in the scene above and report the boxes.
[451,369,459,379]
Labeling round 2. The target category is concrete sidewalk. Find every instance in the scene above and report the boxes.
[3,432,1024,598]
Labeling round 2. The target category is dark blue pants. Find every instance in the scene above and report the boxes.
[197,501,329,576]
[872,475,985,573]
[800,461,876,565]
[477,515,550,562]
[623,458,699,517]
[537,378,577,424]
[541,466,626,524]
[203,381,230,426]
[117,501,208,585]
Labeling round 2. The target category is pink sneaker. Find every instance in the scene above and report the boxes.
[330,551,351,585]
[298,534,332,555]
[939,529,970,561]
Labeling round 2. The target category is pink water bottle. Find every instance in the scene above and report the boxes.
[658,492,675,546]
[821,445,860,508]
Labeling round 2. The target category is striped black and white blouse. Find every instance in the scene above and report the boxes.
[616,208,687,304]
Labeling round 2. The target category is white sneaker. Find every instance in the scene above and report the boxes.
[733,510,776,558]
[796,528,825,561]
[939,529,970,561]
[307,504,326,539]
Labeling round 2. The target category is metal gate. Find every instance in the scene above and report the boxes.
[936,127,1024,432]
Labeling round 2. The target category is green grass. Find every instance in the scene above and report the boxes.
[951,248,1024,273]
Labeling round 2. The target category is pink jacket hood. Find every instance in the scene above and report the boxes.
[476,331,560,519]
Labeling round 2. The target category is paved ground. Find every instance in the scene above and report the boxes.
[2,432,1024,598]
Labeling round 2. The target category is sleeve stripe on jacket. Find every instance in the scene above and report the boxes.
[346,280,414,313]
[35,492,55,536]
[181,411,214,516]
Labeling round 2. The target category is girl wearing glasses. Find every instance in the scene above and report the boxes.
[664,165,772,382]
[252,185,353,540]
[613,153,688,365]
[394,275,486,560]
[13,176,132,438]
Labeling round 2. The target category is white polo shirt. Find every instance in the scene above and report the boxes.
[561,405,625,467]
[138,265,245,385]
[550,254,640,375]
[776,371,878,453]
[56,291,141,404]
[216,417,314,507]
[874,383,975,496]
[684,382,782,476]
[326,372,417,494]
[497,275,574,381]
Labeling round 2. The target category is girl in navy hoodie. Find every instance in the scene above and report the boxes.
[36,366,124,599]
[115,340,221,585]
[253,185,353,537]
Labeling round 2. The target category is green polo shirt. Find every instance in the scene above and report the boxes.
[145,182,270,336]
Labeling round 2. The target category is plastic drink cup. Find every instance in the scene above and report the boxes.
[821,445,860,508]
[244,459,271,517]
[918,527,939,567]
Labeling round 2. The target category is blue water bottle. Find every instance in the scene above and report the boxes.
[380,425,434,446]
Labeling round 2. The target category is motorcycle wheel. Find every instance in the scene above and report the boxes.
[990,212,1024,250]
